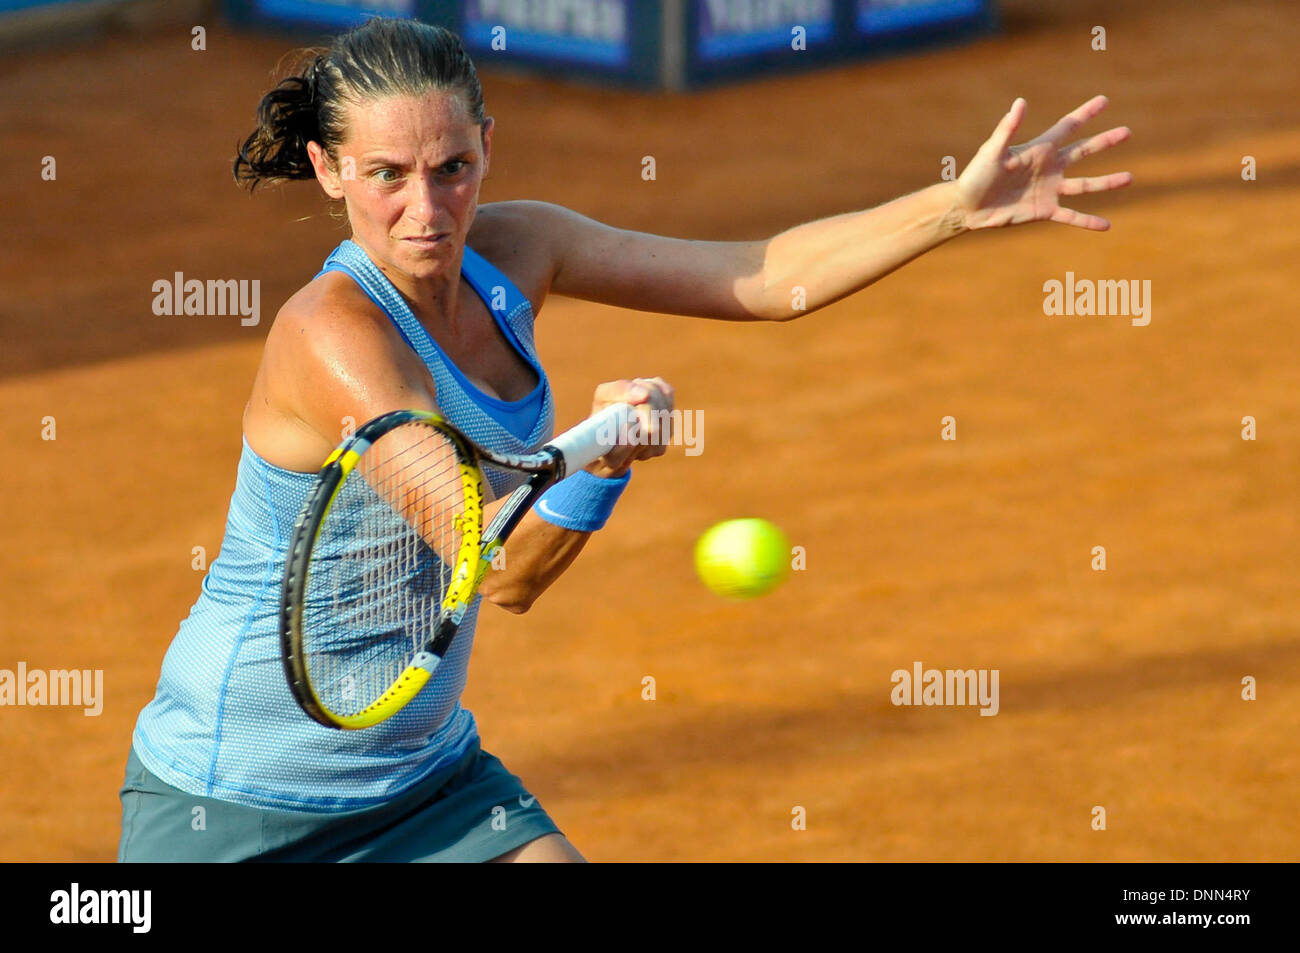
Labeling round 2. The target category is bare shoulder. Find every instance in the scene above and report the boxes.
[246,272,436,471]
[270,271,391,352]
[468,200,575,314]
[265,272,417,392]
[474,200,767,321]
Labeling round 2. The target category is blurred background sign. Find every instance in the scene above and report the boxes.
[222,0,997,89]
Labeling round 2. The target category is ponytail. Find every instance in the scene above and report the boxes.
[233,53,327,190]
[232,19,485,192]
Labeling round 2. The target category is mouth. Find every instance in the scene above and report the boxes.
[402,233,449,250]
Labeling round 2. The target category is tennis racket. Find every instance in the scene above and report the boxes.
[280,402,639,730]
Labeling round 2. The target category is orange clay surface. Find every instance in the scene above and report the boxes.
[1,0,1297,861]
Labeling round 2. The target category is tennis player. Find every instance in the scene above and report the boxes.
[120,18,1130,863]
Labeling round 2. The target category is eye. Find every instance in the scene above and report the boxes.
[373,168,401,184]
[442,160,468,175]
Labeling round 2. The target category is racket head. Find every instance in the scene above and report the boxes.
[280,410,486,730]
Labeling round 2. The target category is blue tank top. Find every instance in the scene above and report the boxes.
[132,239,555,811]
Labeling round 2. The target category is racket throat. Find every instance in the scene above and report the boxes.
[411,651,441,674]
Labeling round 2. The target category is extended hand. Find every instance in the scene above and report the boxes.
[955,95,1132,231]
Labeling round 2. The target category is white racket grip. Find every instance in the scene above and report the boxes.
[548,402,640,471]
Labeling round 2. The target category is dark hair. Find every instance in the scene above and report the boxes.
[233,18,486,191]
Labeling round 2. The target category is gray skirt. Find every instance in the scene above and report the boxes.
[117,739,561,862]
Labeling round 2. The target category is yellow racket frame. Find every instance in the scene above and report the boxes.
[281,410,486,730]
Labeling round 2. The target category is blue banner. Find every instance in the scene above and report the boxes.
[855,0,984,35]
[696,0,834,61]
[0,0,112,12]
[227,0,997,90]
[252,0,415,29]
[460,0,631,67]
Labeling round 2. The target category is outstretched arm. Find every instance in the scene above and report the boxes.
[534,95,1131,322]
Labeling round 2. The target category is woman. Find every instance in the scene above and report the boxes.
[120,18,1130,863]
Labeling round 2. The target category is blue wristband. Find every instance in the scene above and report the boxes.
[532,468,632,532]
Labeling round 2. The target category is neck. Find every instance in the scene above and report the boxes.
[362,238,464,330]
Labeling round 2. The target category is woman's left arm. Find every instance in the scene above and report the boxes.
[536,95,1131,322]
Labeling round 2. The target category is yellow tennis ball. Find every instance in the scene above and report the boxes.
[694,518,790,599]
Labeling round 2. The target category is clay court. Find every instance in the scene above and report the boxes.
[2,0,1297,861]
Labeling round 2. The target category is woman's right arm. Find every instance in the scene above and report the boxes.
[252,279,672,614]
[254,278,442,460]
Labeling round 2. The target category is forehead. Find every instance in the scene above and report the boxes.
[340,90,478,154]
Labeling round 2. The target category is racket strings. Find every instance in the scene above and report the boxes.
[302,422,475,718]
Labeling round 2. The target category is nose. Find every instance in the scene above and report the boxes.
[405,171,443,227]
